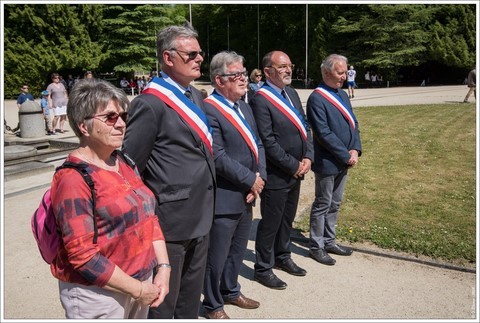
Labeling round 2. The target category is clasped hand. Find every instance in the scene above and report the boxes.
[246,172,264,203]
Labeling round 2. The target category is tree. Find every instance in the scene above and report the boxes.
[101,4,186,76]
[4,4,106,97]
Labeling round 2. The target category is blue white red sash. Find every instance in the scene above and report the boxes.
[204,92,259,163]
[257,86,307,141]
[143,77,213,155]
[314,86,356,130]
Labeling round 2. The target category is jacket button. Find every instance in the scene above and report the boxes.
[207,185,213,190]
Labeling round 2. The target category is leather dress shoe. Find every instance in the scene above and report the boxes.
[325,244,353,256]
[274,258,307,276]
[205,309,230,319]
[309,249,336,265]
[224,293,260,309]
[254,272,287,290]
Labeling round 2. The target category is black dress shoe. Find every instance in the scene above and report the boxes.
[254,272,287,290]
[325,244,353,256]
[274,258,307,276]
[309,249,336,265]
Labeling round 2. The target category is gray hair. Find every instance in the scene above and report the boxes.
[209,51,245,84]
[67,79,129,138]
[157,23,198,66]
[321,54,348,76]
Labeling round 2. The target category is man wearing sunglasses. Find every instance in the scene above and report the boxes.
[249,51,313,290]
[123,24,216,319]
[202,51,266,319]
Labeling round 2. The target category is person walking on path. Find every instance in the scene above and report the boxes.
[306,54,362,266]
[122,24,216,319]
[250,50,313,290]
[463,68,476,103]
[49,79,170,319]
[47,72,68,133]
[347,65,356,98]
[202,51,266,319]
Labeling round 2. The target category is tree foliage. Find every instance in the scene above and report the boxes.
[4,4,106,97]
[101,4,186,75]
[3,3,476,97]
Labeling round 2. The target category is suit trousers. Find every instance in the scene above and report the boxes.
[202,208,252,312]
[309,169,348,250]
[148,234,209,319]
[254,180,301,275]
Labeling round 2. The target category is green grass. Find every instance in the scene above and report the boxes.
[295,103,476,266]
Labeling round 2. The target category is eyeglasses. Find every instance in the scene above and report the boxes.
[171,49,205,61]
[22,87,28,89]
[53,76,59,79]
[267,64,295,72]
[221,70,248,80]
[255,74,262,77]
[85,111,128,126]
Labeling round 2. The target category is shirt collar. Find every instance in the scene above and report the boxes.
[160,71,191,93]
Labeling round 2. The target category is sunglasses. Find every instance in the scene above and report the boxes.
[221,70,248,80]
[171,48,205,61]
[22,87,29,89]
[85,111,128,126]
[255,74,262,77]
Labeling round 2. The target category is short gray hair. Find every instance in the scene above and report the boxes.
[209,51,245,85]
[67,79,129,138]
[321,54,348,76]
[157,23,198,66]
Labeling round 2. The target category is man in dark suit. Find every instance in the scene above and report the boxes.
[250,51,313,290]
[122,24,216,319]
[202,51,267,319]
[306,54,362,266]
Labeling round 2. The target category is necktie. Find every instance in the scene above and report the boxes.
[281,89,288,100]
[233,102,244,119]
[184,90,193,102]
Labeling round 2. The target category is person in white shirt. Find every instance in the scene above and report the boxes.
[347,66,356,98]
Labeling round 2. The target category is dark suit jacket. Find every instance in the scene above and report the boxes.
[204,98,266,215]
[122,83,216,241]
[306,83,362,176]
[249,84,314,190]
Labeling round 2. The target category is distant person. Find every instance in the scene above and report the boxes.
[122,24,215,319]
[364,71,370,88]
[250,51,313,290]
[347,65,356,98]
[16,83,34,109]
[40,90,54,135]
[84,70,94,79]
[202,51,266,319]
[50,79,170,319]
[463,68,476,103]
[200,88,208,99]
[371,73,377,87]
[306,54,362,266]
[249,68,264,92]
[66,74,76,93]
[47,72,68,133]
[13,83,35,132]
[120,77,129,89]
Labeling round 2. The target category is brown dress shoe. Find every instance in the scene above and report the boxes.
[224,293,260,309]
[205,309,230,319]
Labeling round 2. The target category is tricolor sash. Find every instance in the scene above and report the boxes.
[314,86,356,130]
[143,77,213,155]
[257,86,307,141]
[204,92,259,163]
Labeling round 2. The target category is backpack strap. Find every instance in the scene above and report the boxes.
[56,162,99,244]
[116,149,136,169]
